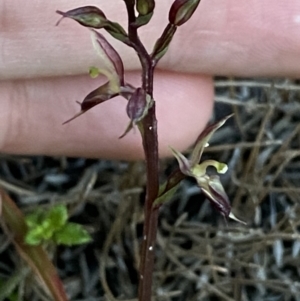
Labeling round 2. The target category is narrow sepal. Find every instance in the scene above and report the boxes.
[119,121,134,139]
[197,175,231,219]
[91,30,124,86]
[56,6,107,28]
[63,82,118,124]
[169,0,201,26]
[190,114,233,166]
[228,212,247,224]
[198,175,245,224]
[81,82,118,111]
[169,147,192,176]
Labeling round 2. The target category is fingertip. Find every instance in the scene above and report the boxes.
[0,72,213,160]
[155,72,214,158]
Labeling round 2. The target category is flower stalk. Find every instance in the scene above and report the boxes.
[122,4,160,299]
[55,1,243,301]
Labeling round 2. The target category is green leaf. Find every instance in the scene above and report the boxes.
[25,205,68,245]
[54,223,92,246]
[46,205,68,231]
[25,211,42,228]
[24,226,44,246]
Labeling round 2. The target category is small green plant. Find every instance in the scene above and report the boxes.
[25,204,92,246]
[1,190,69,301]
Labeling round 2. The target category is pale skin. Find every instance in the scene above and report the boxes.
[1,0,300,160]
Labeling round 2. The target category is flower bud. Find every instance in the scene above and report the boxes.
[126,88,152,123]
[169,0,200,26]
[136,0,155,15]
[152,24,177,62]
[56,6,107,28]
[170,114,245,223]
[119,88,153,138]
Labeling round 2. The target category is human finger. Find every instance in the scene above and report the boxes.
[0,71,213,159]
[1,0,300,80]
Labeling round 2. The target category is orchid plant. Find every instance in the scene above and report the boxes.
[54,1,244,300]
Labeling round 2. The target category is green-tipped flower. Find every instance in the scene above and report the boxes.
[169,0,201,26]
[170,115,245,224]
[62,30,125,124]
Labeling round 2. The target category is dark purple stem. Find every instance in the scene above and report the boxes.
[124,2,159,301]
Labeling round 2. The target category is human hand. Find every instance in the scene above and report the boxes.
[1,0,299,159]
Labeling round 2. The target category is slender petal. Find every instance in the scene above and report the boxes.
[190,114,233,166]
[63,82,119,124]
[195,175,230,219]
[169,147,192,176]
[91,30,124,86]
